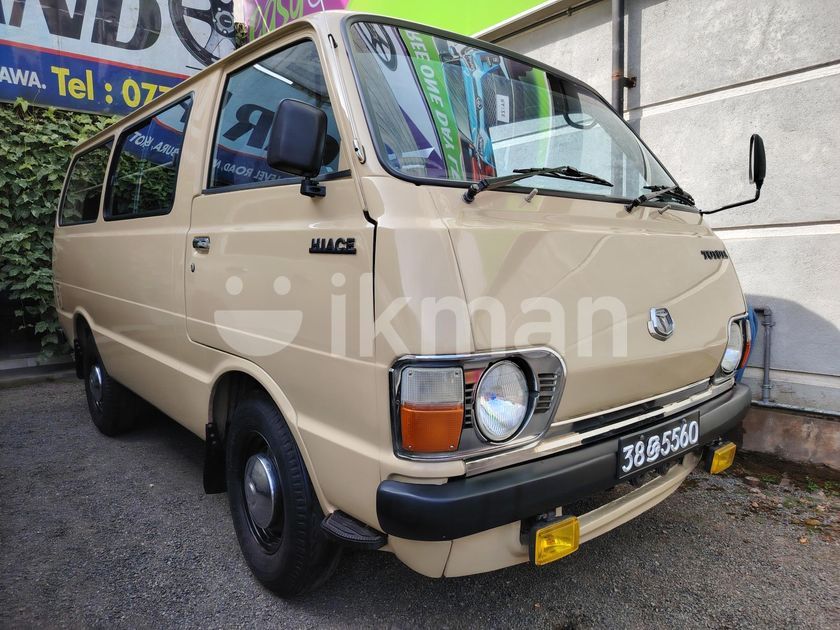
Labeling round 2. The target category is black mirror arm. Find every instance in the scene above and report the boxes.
[700,184,761,215]
[300,177,326,198]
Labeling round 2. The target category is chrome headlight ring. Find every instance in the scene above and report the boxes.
[389,347,566,461]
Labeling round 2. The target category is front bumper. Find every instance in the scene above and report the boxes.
[377,383,750,541]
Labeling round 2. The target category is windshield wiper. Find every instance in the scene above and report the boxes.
[625,185,696,213]
[463,166,613,203]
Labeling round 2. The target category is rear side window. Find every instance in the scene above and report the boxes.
[208,39,341,189]
[107,96,193,219]
[59,141,112,225]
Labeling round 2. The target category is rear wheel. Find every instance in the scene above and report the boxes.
[81,329,135,436]
[226,396,340,596]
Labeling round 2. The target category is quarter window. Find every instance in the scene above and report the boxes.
[209,40,341,189]
[59,141,112,225]
[107,96,193,218]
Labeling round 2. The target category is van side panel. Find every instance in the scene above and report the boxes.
[54,73,221,436]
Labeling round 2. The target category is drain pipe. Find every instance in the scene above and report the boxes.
[752,307,774,403]
[748,308,840,419]
[611,0,626,112]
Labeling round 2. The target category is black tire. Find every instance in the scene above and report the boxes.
[226,396,340,596]
[81,329,135,436]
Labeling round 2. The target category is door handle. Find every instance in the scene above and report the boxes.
[192,236,210,251]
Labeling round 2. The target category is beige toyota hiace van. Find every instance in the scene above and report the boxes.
[53,12,763,596]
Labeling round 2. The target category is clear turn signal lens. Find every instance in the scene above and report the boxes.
[399,367,463,453]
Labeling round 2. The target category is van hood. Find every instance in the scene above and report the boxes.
[428,188,746,420]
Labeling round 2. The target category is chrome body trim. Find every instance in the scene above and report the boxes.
[549,378,709,430]
[713,313,750,383]
[389,347,567,462]
[464,378,735,476]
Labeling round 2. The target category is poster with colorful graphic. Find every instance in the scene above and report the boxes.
[0,0,237,114]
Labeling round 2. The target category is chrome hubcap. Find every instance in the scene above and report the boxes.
[88,364,104,409]
[243,453,280,530]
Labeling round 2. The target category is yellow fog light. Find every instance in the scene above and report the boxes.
[708,442,737,474]
[530,516,580,566]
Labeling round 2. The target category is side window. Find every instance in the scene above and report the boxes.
[209,39,341,189]
[107,96,193,219]
[59,141,112,225]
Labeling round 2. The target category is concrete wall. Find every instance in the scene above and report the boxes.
[742,408,840,470]
[493,0,840,411]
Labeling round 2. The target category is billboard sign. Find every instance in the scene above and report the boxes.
[243,0,346,40]
[0,0,237,115]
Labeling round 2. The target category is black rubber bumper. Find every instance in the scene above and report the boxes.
[377,383,751,541]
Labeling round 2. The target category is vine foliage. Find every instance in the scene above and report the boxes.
[0,99,116,358]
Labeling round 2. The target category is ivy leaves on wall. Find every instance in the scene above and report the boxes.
[0,99,117,359]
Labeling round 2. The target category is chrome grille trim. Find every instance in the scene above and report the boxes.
[535,373,558,413]
[463,382,476,428]
[464,378,734,477]
[548,378,710,431]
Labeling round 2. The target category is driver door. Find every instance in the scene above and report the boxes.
[184,36,375,417]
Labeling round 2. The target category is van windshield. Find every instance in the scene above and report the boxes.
[346,21,677,200]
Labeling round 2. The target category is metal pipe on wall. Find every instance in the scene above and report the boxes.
[611,0,625,112]
[752,307,774,403]
[748,308,838,418]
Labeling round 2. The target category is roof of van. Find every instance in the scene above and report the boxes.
[73,10,593,154]
[73,10,348,154]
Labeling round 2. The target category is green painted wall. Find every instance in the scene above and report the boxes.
[347,0,544,35]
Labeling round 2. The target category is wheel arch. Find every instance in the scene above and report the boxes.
[72,310,96,379]
[203,364,328,512]
[72,309,94,345]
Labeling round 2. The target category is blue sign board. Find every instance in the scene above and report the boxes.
[0,0,236,115]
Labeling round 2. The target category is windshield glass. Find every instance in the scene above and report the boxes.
[346,21,676,200]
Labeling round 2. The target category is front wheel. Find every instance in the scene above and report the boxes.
[225,396,340,596]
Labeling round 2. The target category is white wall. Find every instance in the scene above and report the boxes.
[495,0,840,410]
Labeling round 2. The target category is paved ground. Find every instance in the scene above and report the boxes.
[1,378,838,629]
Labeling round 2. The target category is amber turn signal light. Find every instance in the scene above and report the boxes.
[400,403,463,453]
[398,366,464,453]
[739,327,752,370]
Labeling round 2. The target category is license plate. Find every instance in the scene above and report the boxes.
[617,413,700,478]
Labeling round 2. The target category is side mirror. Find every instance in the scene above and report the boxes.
[702,133,767,215]
[323,134,340,167]
[749,133,766,190]
[267,99,327,197]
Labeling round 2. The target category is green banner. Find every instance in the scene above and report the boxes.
[399,30,465,180]
[524,68,553,165]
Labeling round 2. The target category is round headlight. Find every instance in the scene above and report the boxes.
[720,321,744,374]
[474,361,529,442]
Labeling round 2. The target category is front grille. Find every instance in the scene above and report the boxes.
[563,380,710,437]
[535,373,558,413]
[463,382,475,428]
